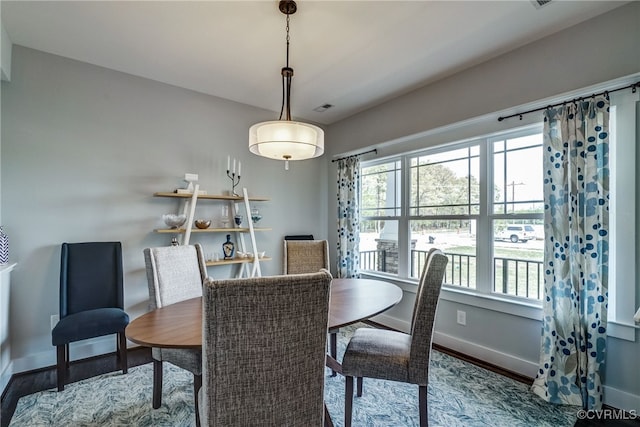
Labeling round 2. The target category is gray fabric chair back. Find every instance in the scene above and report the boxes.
[201,271,332,426]
[409,247,439,331]
[283,240,330,274]
[408,250,448,385]
[143,244,207,309]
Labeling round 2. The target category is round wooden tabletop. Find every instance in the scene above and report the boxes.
[126,278,403,349]
[327,278,403,330]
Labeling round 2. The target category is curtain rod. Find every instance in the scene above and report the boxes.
[331,149,378,163]
[497,81,639,122]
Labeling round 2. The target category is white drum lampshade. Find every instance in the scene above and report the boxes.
[249,120,324,161]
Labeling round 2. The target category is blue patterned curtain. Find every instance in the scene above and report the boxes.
[531,96,610,409]
[337,157,361,278]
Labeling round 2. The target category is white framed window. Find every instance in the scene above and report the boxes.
[489,132,544,300]
[360,160,402,276]
[358,88,638,338]
[360,126,545,303]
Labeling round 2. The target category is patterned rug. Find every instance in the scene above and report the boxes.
[10,326,577,426]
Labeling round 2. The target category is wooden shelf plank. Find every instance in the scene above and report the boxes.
[154,227,272,234]
[205,256,272,267]
[154,192,269,202]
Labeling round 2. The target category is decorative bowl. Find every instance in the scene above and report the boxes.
[163,214,187,229]
[195,219,211,229]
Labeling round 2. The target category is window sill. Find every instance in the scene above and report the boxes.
[607,320,639,341]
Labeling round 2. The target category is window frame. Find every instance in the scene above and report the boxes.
[360,125,545,308]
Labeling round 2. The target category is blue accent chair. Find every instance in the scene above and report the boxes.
[51,242,129,391]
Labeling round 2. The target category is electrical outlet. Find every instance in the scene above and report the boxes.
[51,314,59,330]
[456,310,466,326]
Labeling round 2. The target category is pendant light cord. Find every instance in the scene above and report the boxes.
[279,13,293,121]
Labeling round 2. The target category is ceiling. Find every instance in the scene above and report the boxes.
[1,1,629,125]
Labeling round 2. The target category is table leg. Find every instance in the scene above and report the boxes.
[329,331,337,377]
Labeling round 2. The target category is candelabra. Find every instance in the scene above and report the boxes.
[227,156,241,196]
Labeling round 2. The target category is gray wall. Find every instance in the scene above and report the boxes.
[326,2,640,411]
[1,46,328,372]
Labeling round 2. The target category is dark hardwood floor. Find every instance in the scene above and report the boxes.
[1,343,638,427]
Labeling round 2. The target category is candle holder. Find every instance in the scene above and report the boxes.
[227,169,241,197]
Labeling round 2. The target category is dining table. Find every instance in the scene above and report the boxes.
[126,277,403,426]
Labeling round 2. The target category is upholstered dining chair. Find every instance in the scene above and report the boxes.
[341,249,448,427]
[51,241,129,392]
[143,244,207,420]
[283,239,329,274]
[199,271,332,426]
[282,238,339,375]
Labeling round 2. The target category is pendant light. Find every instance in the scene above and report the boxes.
[249,0,324,170]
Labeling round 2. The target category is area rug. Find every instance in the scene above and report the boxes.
[9,325,577,426]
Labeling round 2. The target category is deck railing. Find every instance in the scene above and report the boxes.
[360,249,387,273]
[361,248,543,300]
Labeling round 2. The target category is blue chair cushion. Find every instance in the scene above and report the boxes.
[52,308,129,346]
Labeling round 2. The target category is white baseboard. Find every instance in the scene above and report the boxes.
[604,385,640,413]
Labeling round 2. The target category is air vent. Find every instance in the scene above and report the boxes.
[531,0,552,9]
[313,104,333,113]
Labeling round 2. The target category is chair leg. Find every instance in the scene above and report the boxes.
[357,377,363,397]
[153,360,163,409]
[194,374,202,427]
[345,376,354,427]
[324,403,334,427]
[330,331,337,377]
[118,332,128,374]
[65,344,70,369]
[56,345,66,392]
[419,385,428,427]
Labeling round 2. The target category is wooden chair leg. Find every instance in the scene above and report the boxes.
[345,376,354,427]
[65,344,70,369]
[329,331,337,377]
[153,360,163,409]
[356,377,363,397]
[194,374,202,427]
[118,332,128,374]
[56,345,66,391]
[419,385,428,427]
